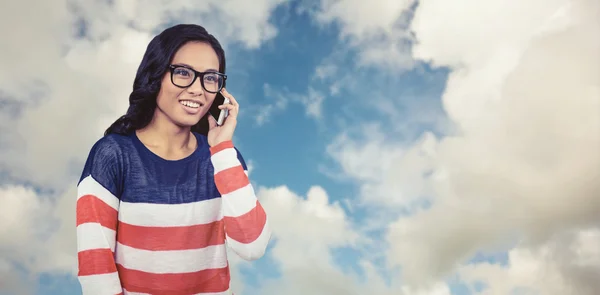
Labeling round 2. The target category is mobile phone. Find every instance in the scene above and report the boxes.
[217,97,230,126]
[209,92,230,126]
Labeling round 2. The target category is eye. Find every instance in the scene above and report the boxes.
[174,67,192,77]
[204,73,219,83]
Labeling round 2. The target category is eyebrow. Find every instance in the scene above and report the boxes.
[173,63,219,73]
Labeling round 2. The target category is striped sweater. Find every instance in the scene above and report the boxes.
[76,132,271,295]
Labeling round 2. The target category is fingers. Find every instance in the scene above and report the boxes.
[220,88,239,119]
[217,104,235,110]
[221,88,237,107]
[223,88,239,107]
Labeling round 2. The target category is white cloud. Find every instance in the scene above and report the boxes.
[458,228,600,294]
[68,0,286,49]
[254,84,290,126]
[312,0,416,69]
[322,0,600,291]
[250,185,450,295]
[0,184,77,294]
[315,0,413,38]
[255,83,326,125]
[260,185,358,248]
[300,87,326,119]
[240,185,364,294]
[326,125,437,208]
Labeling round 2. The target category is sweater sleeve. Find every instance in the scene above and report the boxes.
[76,138,124,295]
[210,140,271,261]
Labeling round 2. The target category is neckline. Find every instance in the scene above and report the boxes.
[131,131,203,164]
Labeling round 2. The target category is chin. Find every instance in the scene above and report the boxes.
[156,104,208,129]
[177,112,208,128]
[175,117,202,128]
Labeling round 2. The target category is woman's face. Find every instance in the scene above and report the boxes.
[155,41,221,129]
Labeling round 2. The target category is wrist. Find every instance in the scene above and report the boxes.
[210,140,234,155]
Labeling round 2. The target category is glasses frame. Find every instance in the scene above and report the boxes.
[168,64,227,93]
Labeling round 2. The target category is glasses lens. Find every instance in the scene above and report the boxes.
[172,67,195,87]
[202,73,223,93]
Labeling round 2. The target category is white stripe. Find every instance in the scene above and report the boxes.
[78,175,120,211]
[118,198,222,227]
[78,272,122,295]
[77,223,117,252]
[115,243,228,273]
[222,183,257,218]
[226,217,271,261]
[211,147,241,174]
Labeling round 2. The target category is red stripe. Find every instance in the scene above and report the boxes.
[117,220,225,251]
[78,248,117,276]
[214,165,249,195]
[118,264,230,294]
[209,141,234,155]
[76,195,118,230]
[224,201,267,244]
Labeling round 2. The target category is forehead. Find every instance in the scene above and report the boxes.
[171,41,220,71]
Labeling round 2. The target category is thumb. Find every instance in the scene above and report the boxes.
[207,114,217,129]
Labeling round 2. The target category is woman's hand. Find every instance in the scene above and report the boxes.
[208,88,239,147]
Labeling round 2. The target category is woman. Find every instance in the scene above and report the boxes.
[75,24,271,295]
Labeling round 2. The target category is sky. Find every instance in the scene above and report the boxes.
[0,0,599,294]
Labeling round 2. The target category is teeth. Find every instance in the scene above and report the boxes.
[180,100,200,108]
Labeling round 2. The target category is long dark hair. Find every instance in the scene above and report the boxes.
[104,24,226,136]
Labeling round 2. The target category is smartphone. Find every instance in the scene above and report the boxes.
[217,97,230,126]
[209,92,230,126]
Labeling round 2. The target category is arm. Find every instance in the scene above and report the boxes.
[210,140,272,261]
[76,139,123,295]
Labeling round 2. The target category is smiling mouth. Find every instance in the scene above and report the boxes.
[179,100,203,108]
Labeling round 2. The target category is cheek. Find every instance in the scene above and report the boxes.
[157,79,182,105]
[206,93,217,105]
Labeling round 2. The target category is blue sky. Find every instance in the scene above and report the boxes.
[1,1,598,295]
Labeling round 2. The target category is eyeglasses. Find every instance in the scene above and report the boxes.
[168,65,227,93]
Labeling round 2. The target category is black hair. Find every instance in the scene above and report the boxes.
[104,24,226,136]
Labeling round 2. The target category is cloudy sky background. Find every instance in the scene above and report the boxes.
[0,0,599,294]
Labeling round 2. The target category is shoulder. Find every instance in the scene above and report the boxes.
[80,133,131,183]
[87,133,132,162]
[92,133,127,153]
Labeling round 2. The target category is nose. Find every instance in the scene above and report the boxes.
[186,75,204,95]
